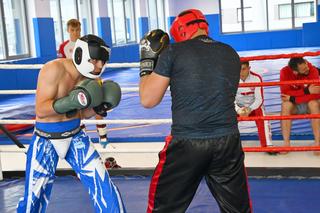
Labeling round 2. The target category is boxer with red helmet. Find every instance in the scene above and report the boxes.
[139,8,252,213]
[170,9,209,42]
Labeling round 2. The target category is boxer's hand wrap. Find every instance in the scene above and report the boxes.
[93,80,122,117]
[97,124,108,148]
[53,79,103,114]
[139,29,170,77]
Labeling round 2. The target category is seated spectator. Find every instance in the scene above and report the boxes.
[235,61,273,148]
[308,66,320,94]
[280,57,320,155]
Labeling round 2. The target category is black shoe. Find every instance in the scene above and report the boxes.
[266,145,279,155]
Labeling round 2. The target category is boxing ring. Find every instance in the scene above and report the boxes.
[1,47,320,212]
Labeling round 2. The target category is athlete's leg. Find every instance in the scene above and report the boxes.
[65,131,126,213]
[147,136,208,213]
[17,135,59,213]
[205,134,251,213]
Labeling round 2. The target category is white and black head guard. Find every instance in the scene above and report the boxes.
[73,34,111,79]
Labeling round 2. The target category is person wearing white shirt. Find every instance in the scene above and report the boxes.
[235,61,272,147]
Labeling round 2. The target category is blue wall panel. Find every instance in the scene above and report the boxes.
[109,44,139,63]
[0,57,54,90]
[33,18,56,57]
[138,17,149,39]
[303,22,320,46]
[97,17,112,47]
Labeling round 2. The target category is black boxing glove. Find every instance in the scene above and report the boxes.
[139,29,170,77]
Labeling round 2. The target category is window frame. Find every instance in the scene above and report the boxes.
[108,0,137,46]
[0,0,30,61]
[147,0,166,31]
[294,1,315,18]
[219,0,318,34]
[51,0,93,50]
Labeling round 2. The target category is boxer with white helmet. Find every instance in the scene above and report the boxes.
[17,34,125,213]
[73,34,111,79]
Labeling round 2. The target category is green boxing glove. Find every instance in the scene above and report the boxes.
[53,79,103,115]
[93,80,122,117]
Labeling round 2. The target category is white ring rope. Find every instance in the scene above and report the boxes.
[0,87,139,94]
[0,119,172,125]
[0,62,140,70]
[0,147,159,153]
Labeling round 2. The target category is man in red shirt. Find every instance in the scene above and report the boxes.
[280,57,320,154]
[58,19,81,58]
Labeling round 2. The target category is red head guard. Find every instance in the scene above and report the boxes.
[170,9,209,42]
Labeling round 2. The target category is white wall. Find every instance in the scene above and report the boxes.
[168,0,219,16]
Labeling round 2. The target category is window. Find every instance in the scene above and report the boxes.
[50,0,63,49]
[220,0,317,33]
[108,0,136,45]
[221,0,267,32]
[60,0,77,40]
[77,0,92,35]
[244,0,267,31]
[295,2,314,18]
[50,0,93,49]
[148,0,166,31]
[0,0,29,60]
[0,15,5,60]
[279,3,292,19]
[221,0,242,33]
[124,0,136,42]
[294,1,316,27]
[268,0,293,30]
[237,7,253,23]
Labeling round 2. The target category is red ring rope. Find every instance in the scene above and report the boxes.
[239,79,320,87]
[243,146,320,152]
[240,51,320,62]
[238,114,320,121]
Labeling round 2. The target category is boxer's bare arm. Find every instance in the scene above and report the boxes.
[139,72,169,108]
[35,62,61,118]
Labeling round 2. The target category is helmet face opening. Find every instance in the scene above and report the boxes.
[73,35,111,79]
[88,45,110,64]
[170,9,209,42]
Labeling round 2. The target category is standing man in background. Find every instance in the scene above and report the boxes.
[58,19,110,149]
[58,19,81,58]
[139,9,251,213]
[235,61,273,148]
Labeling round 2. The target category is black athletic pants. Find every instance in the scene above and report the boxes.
[147,133,252,213]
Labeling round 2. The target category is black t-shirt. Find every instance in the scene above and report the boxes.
[154,35,240,139]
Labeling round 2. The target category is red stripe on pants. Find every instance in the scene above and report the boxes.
[249,107,268,147]
[147,135,172,213]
